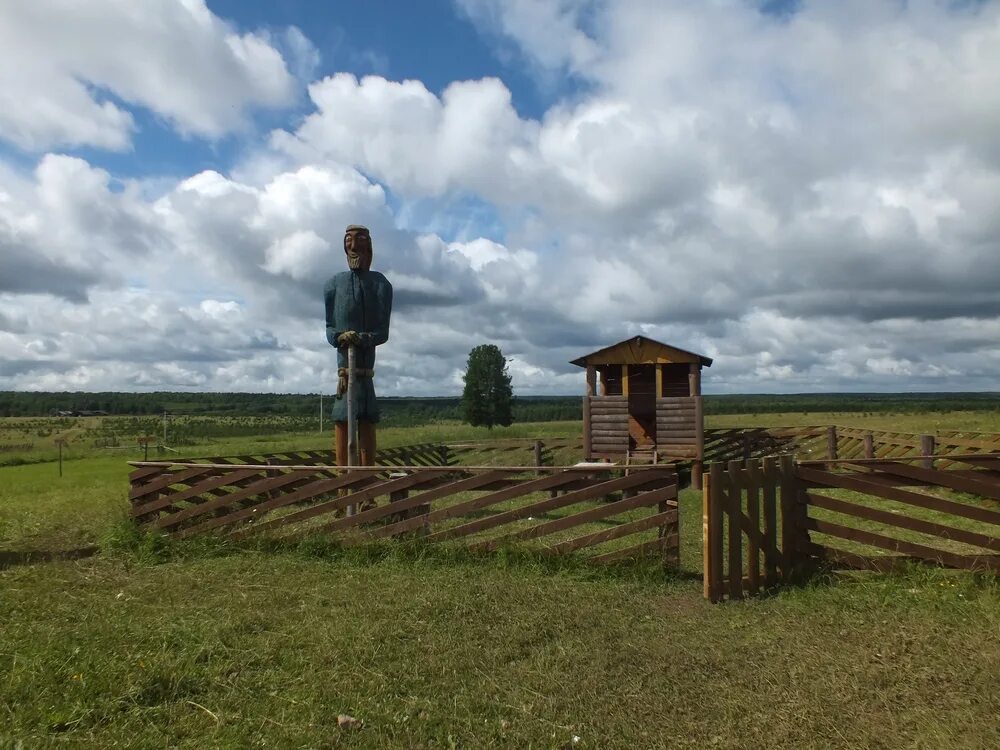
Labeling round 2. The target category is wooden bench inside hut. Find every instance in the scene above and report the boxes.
[571,336,712,477]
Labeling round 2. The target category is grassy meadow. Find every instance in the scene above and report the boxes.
[2,412,1000,748]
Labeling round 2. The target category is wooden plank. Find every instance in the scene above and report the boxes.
[762,456,778,586]
[746,461,761,595]
[656,433,697,442]
[655,424,696,433]
[796,466,1000,527]
[591,414,629,423]
[806,491,1000,554]
[803,517,1000,572]
[583,395,591,461]
[726,460,744,600]
[848,460,1000,502]
[657,447,699,458]
[130,468,264,518]
[180,473,382,539]
[153,469,328,530]
[129,465,167,483]
[550,510,676,555]
[321,471,509,536]
[591,537,670,565]
[708,463,725,602]
[475,487,677,550]
[234,472,444,538]
[405,471,613,532]
[426,471,673,544]
[129,465,220,502]
[780,455,798,576]
[621,364,629,397]
[702,471,711,599]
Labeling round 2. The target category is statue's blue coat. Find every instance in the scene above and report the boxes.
[324,269,393,422]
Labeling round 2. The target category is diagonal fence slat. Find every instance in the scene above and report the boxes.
[547,511,676,555]
[318,471,509,537]
[187,473,382,539]
[425,471,672,544]
[806,491,1000,554]
[153,469,334,531]
[804,517,1000,572]
[234,472,443,538]
[471,485,678,551]
[131,468,264,518]
[796,466,1000,527]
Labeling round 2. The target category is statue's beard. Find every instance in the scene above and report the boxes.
[347,253,364,270]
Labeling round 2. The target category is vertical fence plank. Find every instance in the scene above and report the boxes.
[864,433,875,459]
[762,456,778,587]
[726,460,744,601]
[746,460,762,595]
[780,454,798,578]
[708,463,725,602]
[703,471,711,599]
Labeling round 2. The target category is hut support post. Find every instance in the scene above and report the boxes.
[690,364,704,489]
[583,366,595,460]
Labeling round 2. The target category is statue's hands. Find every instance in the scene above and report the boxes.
[337,330,361,347]
[337,369,348,397]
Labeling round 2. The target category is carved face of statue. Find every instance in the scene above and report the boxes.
[344,227,372,271]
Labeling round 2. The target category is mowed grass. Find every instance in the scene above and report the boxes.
[4,547,1000,748]
[3,414,1000,747]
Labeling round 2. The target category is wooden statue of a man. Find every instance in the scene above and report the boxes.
[324,225,393,465]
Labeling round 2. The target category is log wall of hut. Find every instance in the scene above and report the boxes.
[585,364,701,459]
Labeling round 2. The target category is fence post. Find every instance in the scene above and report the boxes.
[779,454,799,578]
[707,463,725,602]
[864,432,874,459]
[826,426,838,465]
[703,469,711,600]
[533,440,543,474]
[920,434,935,469]
[726,460,744,601]
[741,431,752,463]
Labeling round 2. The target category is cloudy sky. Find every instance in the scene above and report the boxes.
[1,0,999,396]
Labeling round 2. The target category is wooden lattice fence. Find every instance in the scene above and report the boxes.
[129,462,679,567]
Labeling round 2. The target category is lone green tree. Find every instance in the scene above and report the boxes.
[462,344,514,429]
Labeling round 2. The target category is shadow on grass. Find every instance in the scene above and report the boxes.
[0,545,99,569]
[100,520,690,587]
[723,557,1000,605]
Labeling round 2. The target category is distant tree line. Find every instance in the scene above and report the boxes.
[0,391,998,421]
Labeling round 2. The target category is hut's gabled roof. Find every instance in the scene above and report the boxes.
[570,335,713,368]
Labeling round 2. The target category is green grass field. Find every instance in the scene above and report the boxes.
[3,414,1000,748]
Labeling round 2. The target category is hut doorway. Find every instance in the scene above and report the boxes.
[627,364,657,449]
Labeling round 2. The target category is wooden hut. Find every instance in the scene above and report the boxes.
[571,335,712,475]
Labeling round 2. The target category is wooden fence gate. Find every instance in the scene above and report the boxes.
[704,453,1000,601]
